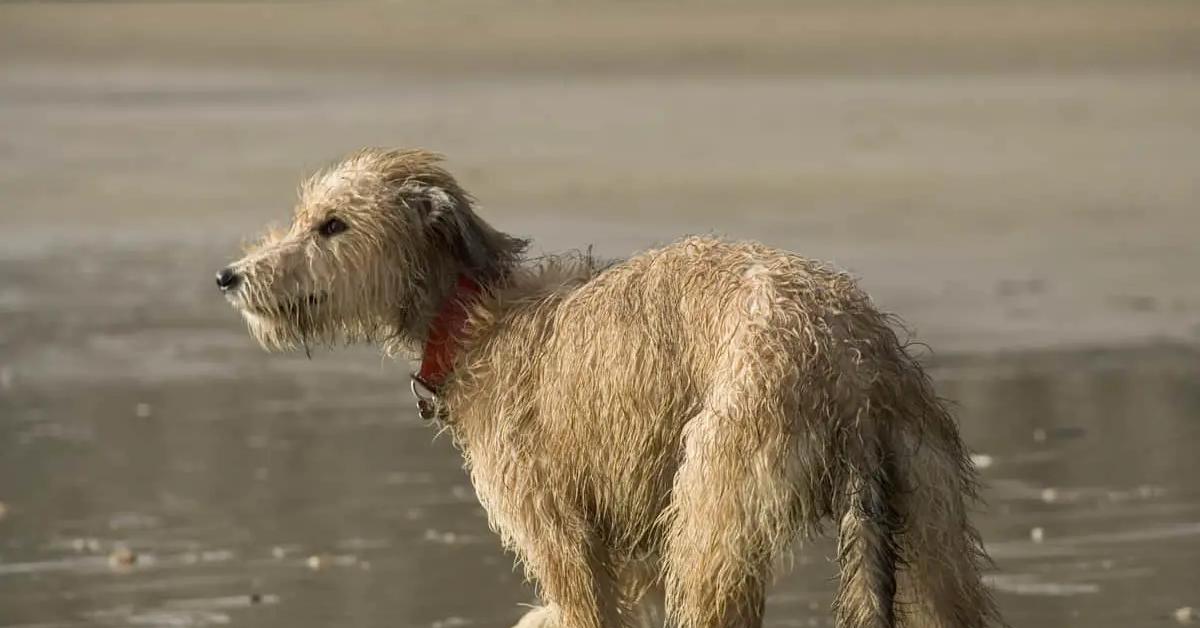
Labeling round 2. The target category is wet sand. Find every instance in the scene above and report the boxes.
[2,3,1199,627]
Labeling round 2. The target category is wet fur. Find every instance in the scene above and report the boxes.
[223,148,1001,628]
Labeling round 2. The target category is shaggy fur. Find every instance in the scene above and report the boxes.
[219,148,1001,628]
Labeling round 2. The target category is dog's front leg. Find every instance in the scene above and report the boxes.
[468,440,622,628]
[514,509,622,628]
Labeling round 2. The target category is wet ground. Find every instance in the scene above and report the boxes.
[1,245,1198,628]
[2,2,1200,627]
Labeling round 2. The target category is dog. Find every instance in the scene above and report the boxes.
[217,148,999,628]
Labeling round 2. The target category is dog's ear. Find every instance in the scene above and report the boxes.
[399,182,517,278]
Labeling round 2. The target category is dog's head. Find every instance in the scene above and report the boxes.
[217,148,525,353]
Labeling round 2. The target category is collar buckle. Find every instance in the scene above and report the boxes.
[410,374,445,422]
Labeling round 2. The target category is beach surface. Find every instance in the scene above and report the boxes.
[1,3,1198,626]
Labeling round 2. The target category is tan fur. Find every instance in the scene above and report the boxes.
[220,148,1001,628]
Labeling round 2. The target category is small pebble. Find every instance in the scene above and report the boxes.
[306,555,324,570]
[108,546,138,569]
[1176,607,1198,624]
[134,403,152,418]
[1033,428,1048,443]
[1030,527,1045,543]
[1040,488,1059,503]
[271,546,288,560]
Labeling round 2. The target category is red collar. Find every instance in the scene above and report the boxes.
[415,274,482,392]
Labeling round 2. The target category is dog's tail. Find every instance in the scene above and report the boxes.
[832,423,902,628]
[890,393,1002,628]
[836,349,1001,628]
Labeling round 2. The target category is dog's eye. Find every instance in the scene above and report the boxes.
[318,217,348,237]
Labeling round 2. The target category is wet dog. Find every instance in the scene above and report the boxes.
[218,148,999,628]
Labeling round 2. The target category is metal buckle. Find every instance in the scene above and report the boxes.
[409,374,443,422]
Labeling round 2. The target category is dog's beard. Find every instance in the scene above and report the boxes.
[233,285,398,354]
[235,291,330,354]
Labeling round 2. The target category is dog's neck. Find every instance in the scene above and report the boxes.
[413,273,483,392]
[404,220,526,390]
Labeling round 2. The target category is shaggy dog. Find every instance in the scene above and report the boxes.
[217,148,1000,628]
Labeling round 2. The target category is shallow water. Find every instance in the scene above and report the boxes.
[1,243,1198,628]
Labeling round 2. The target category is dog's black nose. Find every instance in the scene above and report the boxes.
[215,267,241,291]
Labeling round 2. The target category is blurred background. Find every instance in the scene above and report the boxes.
[1,2,1198,627]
